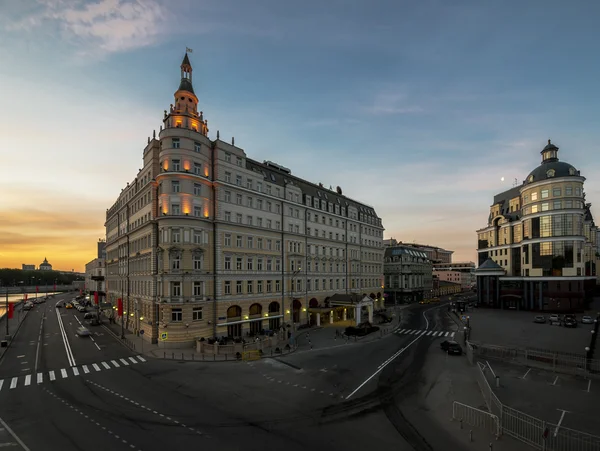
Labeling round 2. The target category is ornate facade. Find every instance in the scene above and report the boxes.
[105,54,385,347]
[476,140,598,312]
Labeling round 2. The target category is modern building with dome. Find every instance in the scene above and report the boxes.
[476,140,599,312]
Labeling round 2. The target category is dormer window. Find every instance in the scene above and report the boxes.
[546,169,555,178]
[569,168,576,176]
[527,175,534,183]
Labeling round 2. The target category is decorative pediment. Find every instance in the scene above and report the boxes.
[191,247,204,255]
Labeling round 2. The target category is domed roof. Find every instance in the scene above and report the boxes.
[527,161,578,182]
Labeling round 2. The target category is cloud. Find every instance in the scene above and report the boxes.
[6,0,166,56]
[363,89,426,116]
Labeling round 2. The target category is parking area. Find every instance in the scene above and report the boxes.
[466,308,593,354]
[484,360,600,436]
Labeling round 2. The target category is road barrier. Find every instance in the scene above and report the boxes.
[242,350,261,361]
[475,362,600,450]
[452,401,500,438]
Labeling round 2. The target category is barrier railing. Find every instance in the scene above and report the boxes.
[452,401,500,437]
[475,362,600,450]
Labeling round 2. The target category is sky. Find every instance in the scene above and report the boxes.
[1,0,599,272]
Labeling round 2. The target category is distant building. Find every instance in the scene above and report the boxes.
[97,239,106,259]
[476,140,599,312]
[22,264,35,270]
[384,238,453,264]
[433,262,476,289]
[384,245,432,304]
[85,258,106,297]
[39,258,52,271]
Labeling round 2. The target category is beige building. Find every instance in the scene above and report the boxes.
[105,53,385,347]
[433,261,476,289]
[85,258,106,296]
[383,245,433,303]
[476,140,598,311]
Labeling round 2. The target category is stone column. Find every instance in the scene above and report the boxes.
[316,313,321,327]
[329,311,334,324]
[343,309,347,321]
[355,306,361,324]
[368,304,373,323]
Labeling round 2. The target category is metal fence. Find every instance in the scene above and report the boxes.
[469,341,600,378]
[475,362,600,451]
[452,401,500,437]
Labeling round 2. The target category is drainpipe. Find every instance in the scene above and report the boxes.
[211,141,217,338]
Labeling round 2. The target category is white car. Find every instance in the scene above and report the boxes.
[549,314,561,325]
[582,316,594,324]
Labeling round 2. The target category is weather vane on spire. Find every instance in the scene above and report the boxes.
[186,47,193,53]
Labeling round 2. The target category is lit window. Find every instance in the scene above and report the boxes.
[541,189,549,199]
[531,192,538,201]
[541,203,549,211]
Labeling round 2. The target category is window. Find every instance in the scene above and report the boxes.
[236,175,242,186]
[224,191,231,202]
[267,239,272,250]
[236,235,243,247]
[172,228,181,243]
[553,187,561,197]
[171,308,182,321]
[194,142,201,152]
[194,183,202,195]
[267,202,272,212]
[247,216,253,226]
[224,211,231,221]
[193,254,203,270]
[225,172,231,183]
[266,185,271,195]
[257,199,263,210]
[172,181,180,193]
[275,259,281,271]
[225,152,231,163]
[193,307,203,321]
[575,187,581,196]
[531,192,538,201]
[565,200,573,208]
[257,182,262,192]
[171,282,181,297]
[267,259,272,271]
[257,280,263,293]
[553,201,562,210]
[194,163,202,175]
[275,280,280,292]
[224,256,231,270]
[257,258,263,270]
[266,280,272,292]
[224,281,231,294]
[224,233,231,246]
[541,189,549,199]
[541,202,549,211]
[236,157,243,167]
[247,197,253,208]
[275,221,281,230]
[194,206,202,217]
[236,213,242,223]
[172,138,180,149]
[193,282,203,296]
[236,281,242,294]
[257,218,263,227]
[247,237,253,248]
[247,281,253,293]
[193,231,203,244]
[276,240,281,251]
[247,257,253,271]
[235,193,242,205]
[247,179,253,189]
[266,219,272,229]
[171,254,180,270]
[565,186,572,196]
[257,238,263,249]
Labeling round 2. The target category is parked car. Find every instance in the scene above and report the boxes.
[23,302,34,311]
[549,314,561,326]
[534,315,546,324]
[76,327,91,337]
[582,316,594,324]
[564,317,577,328]
[441,340,463,355]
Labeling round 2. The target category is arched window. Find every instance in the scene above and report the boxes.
[546,169,555,178]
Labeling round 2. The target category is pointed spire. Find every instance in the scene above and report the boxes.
[178,52,194,94]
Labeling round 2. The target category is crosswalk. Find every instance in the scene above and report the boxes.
[394,328,456,338]
[0,355,147,393]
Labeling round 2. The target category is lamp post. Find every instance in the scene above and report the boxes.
[4,284,9,339]
[287,268,301,337]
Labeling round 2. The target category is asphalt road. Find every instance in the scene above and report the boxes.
[0,295,466,451]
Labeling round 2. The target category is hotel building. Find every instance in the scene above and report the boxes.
[104,54,385,346]
[476,140,598,312]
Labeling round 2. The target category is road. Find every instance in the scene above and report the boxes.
[0,295,464,450]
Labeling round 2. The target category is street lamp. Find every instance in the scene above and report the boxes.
[286,268,301,332]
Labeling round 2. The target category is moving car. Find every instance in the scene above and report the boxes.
[65,303,73,309]
[582,316,594,324]
[440,340,463,355]
[533,315,546,324]
[23,302,34,311]
[76,327,91,337]
[83,312,98,320]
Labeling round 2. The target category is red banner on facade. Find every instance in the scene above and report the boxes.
[94,292,99,304]
[117,298,123,317]
[80,289,83,296]
[24,294,28,301]
[7,303,14,319]
[36,286,39,294]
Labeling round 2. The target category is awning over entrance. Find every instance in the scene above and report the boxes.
[328,293,374,308]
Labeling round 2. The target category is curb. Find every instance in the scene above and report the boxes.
[101,324,141,354]
[0,303,29,365]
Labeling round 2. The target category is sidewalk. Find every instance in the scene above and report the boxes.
[0,302,29,362]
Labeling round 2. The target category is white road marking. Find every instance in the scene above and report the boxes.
[16,355,24,359]
[521,368,532,379]
[119,358,129,366]
[0,416,31,451]
[426,331,432,336]
[445,332,449,337]
[554,409,569,437]
[0,380,3,391]
[49,371,56,381]
[82,365,90,374]
[553,376,559,386]
[398,329,405,334]
[37,373,43,384]
[450,332,455,338]
[587,380,591,393]
[136,356,146,362]
[61,369,68,379]
[110,360,120,368]
[10,378,17,389]
[128,357,138,364]
[92,363,101,372]
[24,375,31,386]
[72,367,79,376]
[101,362,111,370]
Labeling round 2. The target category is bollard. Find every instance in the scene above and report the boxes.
[496,376,500,388]
[489,442,492,451]
[469,430,472,442]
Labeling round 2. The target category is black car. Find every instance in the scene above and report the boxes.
[564,317,577,328]
[440,340,463,355]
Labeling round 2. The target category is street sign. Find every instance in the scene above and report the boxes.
[461,315,467,321]
[160,332,167,341]
[139,330,145,335]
